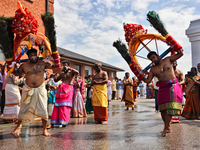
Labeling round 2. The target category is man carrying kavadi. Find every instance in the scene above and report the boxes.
[11,48,54,136]
[144,50,183,136]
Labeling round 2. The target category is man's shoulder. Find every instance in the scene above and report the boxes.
[128,78,132,81]
[160,57,171,64]
[21,61,28,66]
[101,70,107,74]
[163,56,171,60]
[177,68,183,74]
[59,72,65,76]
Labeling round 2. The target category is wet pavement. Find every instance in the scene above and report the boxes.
[1,98,200,150]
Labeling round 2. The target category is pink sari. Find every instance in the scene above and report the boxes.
[51,83,73,125]
[71,80,87,118]
[156,78,182,115]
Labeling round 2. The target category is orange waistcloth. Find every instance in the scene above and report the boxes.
[93,106,108,121]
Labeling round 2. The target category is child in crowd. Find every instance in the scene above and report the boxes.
[46,84,55,118]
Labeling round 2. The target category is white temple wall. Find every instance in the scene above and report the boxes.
[186,19,200,67]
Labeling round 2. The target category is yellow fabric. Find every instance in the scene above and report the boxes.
[18,82,48,123]
[125,85,134,102]
[52,51,58,54]
[165,33,170,38]
[92,84,107,107]
[111,80,116,91]
[123,85,134,108]
[6,58,13,61]
[27,35,32,49]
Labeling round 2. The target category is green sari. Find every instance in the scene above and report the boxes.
[85,79,93,113]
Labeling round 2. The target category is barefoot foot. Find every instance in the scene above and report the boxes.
[160,130,167,137]
[102,121,108,125]
[47,124,53,129]
[167,129,172,133]
[43,130,51,136]
[11,124,22,135]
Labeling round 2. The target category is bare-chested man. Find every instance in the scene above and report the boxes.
[48,60,78,128]
[173,61,184,83]
[11,48,53,136]
[122,73,134,110]
[91,62,108,125]
[144,50,183,136]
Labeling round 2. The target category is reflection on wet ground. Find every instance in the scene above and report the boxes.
[1,99,200,149]
[68,117,88,125]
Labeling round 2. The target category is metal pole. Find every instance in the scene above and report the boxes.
[46,0,49,12]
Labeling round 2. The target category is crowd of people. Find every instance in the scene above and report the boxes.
[0,49,144,134]
[0,63,88,123]
[0,48,200,138]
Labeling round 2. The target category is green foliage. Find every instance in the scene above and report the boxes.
[41,12,57,52]
[0,16,14,58]
[147,11,168,36]
[113,40,132,65]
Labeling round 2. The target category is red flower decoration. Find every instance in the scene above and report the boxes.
[11,7,38,35]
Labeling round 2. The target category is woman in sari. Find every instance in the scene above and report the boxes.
[71,75,87,118]
[182,67,200,119]
[146,82,153,99]
[85,75,93,114]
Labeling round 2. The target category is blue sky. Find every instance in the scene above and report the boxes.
[54,0,200,79]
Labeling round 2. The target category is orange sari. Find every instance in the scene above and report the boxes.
[182,76,200,119]
[122,85,134,108]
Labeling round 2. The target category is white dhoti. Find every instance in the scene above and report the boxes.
[117,89,121,99]
[18,82,48,123]
[48,104,54,117]
[3,84,21,120]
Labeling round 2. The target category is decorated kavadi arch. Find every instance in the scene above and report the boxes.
[0,1,61,75]
[113,11,183,81]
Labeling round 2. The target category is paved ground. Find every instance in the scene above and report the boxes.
[1,98,200,150]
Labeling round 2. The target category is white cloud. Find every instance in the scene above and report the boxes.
[55,0,200,81]
[131,0,159,13]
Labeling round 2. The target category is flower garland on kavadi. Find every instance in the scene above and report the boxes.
[0,1,61,75]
